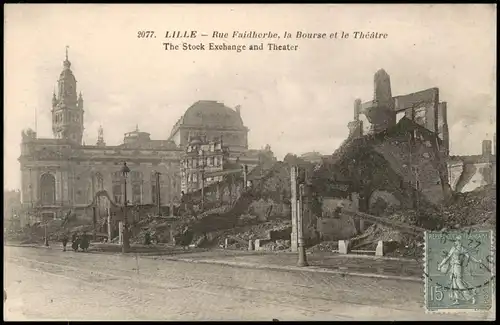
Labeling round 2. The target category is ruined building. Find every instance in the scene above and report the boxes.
[309,69,455,241]
[447,136,497,193]
[348,69,450,155]
[19,50,269,221]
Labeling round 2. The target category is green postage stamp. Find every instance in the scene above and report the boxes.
[424,230,495,313]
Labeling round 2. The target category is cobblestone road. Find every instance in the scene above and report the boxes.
[4,246,491,321]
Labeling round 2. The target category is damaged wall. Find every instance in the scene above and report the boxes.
[449,160,496,193]
[447,139,496,193]
[316,195,360,241]
[373,133,444,205]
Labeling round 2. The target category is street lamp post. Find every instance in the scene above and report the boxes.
[297,183,308,267]
[154,171,161,216]
[121,162,131,253]
[44,211,49,247]
[200,150,205,212]
[243,164,248,190]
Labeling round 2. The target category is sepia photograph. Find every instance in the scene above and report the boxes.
[3,3,496,321]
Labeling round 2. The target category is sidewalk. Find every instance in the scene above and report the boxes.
[6,242,423,282]
[150,250,423,282]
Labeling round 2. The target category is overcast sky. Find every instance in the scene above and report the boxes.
[4,4,496,190]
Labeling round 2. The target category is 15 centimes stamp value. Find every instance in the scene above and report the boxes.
[424,230,495,314]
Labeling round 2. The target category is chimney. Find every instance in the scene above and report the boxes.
[373,69,392,104]
[354,99,362,120]
[482,140,492,157]
[235,105,241,115]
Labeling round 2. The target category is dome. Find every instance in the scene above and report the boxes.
[59,68,76,82]
[180,100,244,129]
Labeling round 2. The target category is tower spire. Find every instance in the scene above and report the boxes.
[63,45,71,69]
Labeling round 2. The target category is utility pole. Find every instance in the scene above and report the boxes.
[41,209,49,247]
[92,206,97,241]
[44,219,49,246]
[28,168,33,225]
[243,164,248,190]
[414,166,420,214]
[121,162,131,253]
[169,175,174,217]
[290,166,298,252]
[155,171,161,216]
[201,150,205,211]
[408,128,419,211]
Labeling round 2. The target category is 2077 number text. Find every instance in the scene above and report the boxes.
[138,31,155,38]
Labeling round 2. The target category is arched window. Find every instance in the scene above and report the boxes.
[40,173,56,205]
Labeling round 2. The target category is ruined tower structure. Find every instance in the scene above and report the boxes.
[348,69,450,154]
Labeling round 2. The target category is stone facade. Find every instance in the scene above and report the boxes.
[348,69,450,156]
[18,51,268,220]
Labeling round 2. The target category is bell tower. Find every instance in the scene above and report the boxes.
[52,46,84,144]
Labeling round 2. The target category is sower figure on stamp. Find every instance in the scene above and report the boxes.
[438,235,482,305]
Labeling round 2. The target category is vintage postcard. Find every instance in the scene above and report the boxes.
[3,3,496,321]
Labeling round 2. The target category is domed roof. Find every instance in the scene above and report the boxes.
[180,100,244,129]
[59,69,76,81]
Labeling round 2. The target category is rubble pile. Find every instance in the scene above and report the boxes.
[234,219,291,242]
[260,239,291,251]
[188,217,292,250]
[348,186,496,258]
[132,220,171,244]
[6,219,72,244]
[442,185,496,228]
[307,241,339,252]
[196,205,232,220]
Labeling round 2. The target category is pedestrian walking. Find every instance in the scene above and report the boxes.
[80,232,90,252]
[144,231,152,246]
[72,232,80,252]
[61,233,69,251]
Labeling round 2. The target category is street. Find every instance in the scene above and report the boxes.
[3,246,492,321]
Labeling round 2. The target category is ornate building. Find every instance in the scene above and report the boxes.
[168,101,249,155]
[19,50,271,220]
[180,136,228,193]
